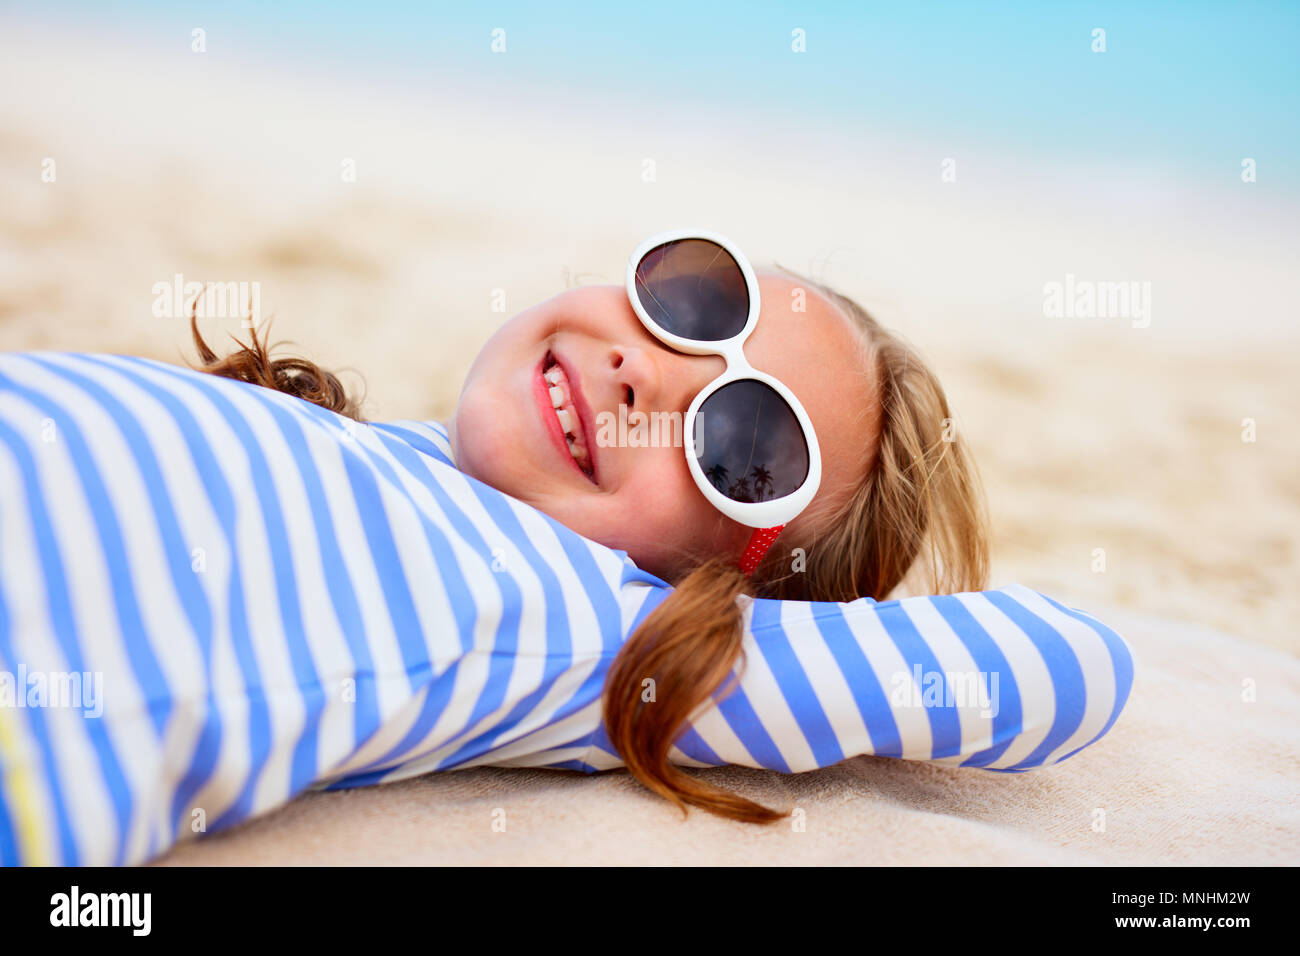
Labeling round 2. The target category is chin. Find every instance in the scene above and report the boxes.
[451,403,516,491]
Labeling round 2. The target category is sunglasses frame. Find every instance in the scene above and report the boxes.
[625,228,823,535]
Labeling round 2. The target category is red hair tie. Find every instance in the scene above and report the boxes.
[739,525,784,577]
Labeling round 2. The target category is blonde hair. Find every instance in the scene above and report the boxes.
[189,271,989,824]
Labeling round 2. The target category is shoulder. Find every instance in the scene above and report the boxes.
[366,419,456,467]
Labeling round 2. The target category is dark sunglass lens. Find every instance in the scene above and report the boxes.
[693,380,809,503]
[634,239,749,341]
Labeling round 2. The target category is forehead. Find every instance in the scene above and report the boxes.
[746,275,879,516]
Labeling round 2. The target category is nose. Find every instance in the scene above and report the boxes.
[607,342,726,413]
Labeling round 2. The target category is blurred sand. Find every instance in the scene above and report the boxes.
[1,18,1296,658]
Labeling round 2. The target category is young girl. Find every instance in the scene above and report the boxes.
[0,232,1134,865]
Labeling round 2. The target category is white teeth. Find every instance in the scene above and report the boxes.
[544,358,592,476]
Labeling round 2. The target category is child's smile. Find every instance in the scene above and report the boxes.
[535,349,598,483]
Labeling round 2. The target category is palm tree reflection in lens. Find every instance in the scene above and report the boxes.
[693,381,809,506]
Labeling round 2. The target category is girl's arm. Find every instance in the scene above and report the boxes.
[616,583,1135,774]
[357,418,1137,777]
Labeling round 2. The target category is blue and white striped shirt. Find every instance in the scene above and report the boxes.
[0,351,1135,865]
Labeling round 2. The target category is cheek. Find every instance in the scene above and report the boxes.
[598,453,732,568]
[627,447,697,510]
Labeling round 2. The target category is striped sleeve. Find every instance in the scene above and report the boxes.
[575,582,1135,774]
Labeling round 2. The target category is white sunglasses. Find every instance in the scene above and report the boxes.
[625,229,823,575]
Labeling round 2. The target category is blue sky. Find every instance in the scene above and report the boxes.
[17,1,1300,191]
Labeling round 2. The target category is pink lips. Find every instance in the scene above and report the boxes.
[534,350,599,484]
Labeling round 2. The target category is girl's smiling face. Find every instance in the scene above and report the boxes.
[448,275,880,582]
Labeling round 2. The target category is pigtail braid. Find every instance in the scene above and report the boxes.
[603,555,788,824]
